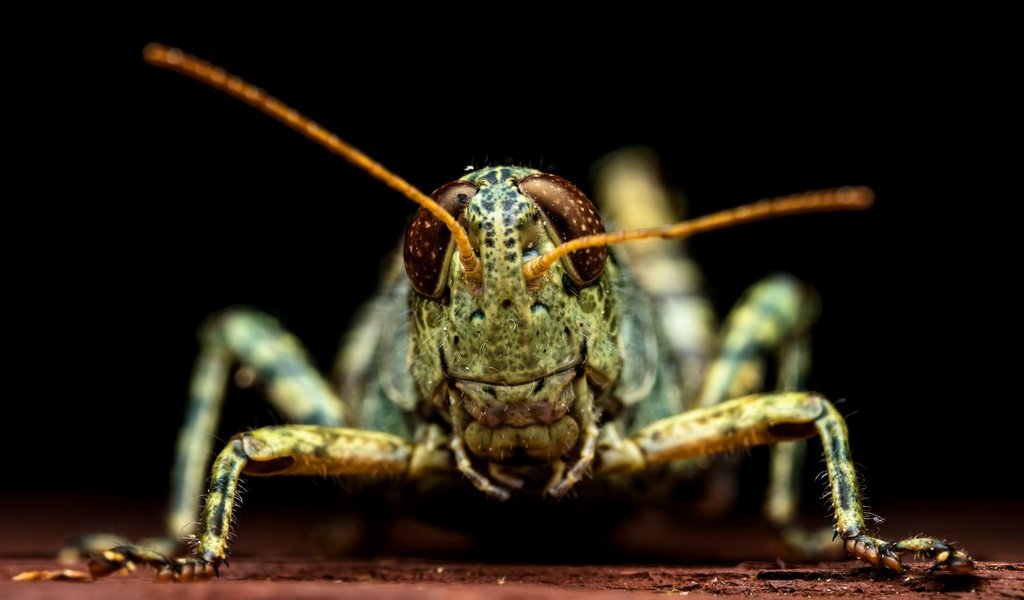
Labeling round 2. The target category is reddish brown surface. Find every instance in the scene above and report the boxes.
[5,559,1022,599]
[2,496,1021,598]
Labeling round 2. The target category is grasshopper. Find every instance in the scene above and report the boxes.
[49,44,972,582]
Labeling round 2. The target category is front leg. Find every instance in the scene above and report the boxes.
[600,392,974,573]
[65,308,353,563]
[89,425,416,581]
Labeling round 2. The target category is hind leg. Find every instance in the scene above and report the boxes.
[692,276,851,558]
[166,309,349,536]
[691,274,819,520]
[592,148,718,404]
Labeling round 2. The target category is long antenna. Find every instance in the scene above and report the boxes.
[523,187,874,281]
[143,43,481,280]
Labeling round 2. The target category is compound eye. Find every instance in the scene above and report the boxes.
[519,173,607,286]
[404,181,478,298]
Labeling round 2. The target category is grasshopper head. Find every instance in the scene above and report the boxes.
[405,167,619,470]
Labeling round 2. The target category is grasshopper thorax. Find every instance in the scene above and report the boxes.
[406,167,620,473]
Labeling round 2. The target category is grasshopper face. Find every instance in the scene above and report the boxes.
[405,166,622,468]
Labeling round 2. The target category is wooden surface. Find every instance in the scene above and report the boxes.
[2,495,1021,598]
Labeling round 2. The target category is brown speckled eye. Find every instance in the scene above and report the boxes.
[404,181,478,298]
[519,173,607,286]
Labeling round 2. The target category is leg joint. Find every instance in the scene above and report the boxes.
[765,392,830,438]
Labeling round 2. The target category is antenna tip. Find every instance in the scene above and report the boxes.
[143,43,175,65]
[838,186,875,209]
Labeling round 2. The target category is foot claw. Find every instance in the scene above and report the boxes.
[881,553,903,573]
[879,545,903,573]
[892,538,975,573]
[845,534,974,574]
[87,547,143,579]
[937,548,970,573]
[845,535,902,572]
[162,556,221,582]
[156,566,175,583]
[925,546,974,574]
[80,543,224,582]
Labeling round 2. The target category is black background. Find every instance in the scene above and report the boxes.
[7,14,1016,514]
